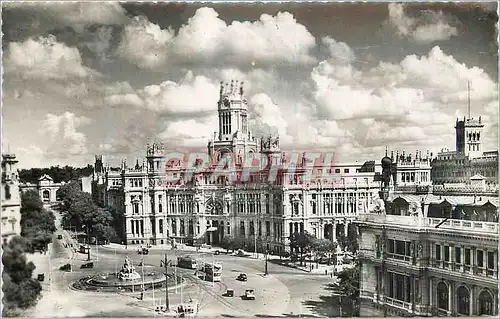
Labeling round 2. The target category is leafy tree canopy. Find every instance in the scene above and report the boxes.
[18,165,93,184]
[2,236,43,316]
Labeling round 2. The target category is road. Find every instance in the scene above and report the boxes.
[24,212,340,317]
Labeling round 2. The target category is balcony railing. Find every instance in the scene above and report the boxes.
[357,214,498,234]
[373,296,412,312]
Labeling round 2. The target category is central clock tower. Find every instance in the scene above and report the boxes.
[208,80,258,160]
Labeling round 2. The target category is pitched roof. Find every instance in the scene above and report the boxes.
[38,174,53,181]
[470,174,486,180]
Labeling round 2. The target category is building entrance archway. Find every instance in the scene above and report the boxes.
[437,282,449,311]
[456,286,470,315]
[478,289,494,316]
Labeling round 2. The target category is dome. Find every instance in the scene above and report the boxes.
[381,156,392,167]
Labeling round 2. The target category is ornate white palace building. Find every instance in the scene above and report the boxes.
[91,80,433,253]
[357,116,499,317]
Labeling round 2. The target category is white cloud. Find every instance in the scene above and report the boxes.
[321,36,355,65]
[309,44,498,151]
[140,72,220,114]
[116,16,175,69]
[43,112,91,156]
[388,3,458,43]
[5,35,91,80]
[117,7,317,69]
[248,93,288,138]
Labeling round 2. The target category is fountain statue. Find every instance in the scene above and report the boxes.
[118,256,141,281]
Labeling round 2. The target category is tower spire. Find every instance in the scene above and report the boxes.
[467,80,471,119]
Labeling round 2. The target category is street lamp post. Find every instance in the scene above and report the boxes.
[164,254,170,311]
[264,250,269,276]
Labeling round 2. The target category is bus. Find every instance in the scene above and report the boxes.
[177,256,198,269]
[203,263,222,282]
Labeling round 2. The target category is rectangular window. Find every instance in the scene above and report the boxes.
[477,250,484,267]
[159,219,163,234]
[335,169,340,173]
[388,239,395,254]
[435,245,441,261]
[464,248,471,265]
[487,251,495,269]
[455,247,461,264]
[444,246,450,261]
[395,240,406,255]
[344,169,349,173]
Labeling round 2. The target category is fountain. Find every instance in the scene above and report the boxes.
[71,256,179,293]
[118,256,141,281]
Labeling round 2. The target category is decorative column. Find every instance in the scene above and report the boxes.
[344,220,349,236]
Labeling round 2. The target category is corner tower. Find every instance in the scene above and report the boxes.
[456,116,484,159]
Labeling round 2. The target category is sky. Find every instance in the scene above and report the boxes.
[2,1,499,169]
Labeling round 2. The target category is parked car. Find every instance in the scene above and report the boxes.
[244,289,255,300]
[224,289,234,297]
[59,263,72,272]
[237,273,247,281]
[57,234,63,240]
[138,247,149,255]
[80,262,94,269]
[37,273,45,281]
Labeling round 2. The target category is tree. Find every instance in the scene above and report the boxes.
[2,236,42,316]
[311,238,337,265]
[289,231,315,265]
[337,224,359,255]
[334,261,361,316]
[20,191,56,253]
[57,181,82,213]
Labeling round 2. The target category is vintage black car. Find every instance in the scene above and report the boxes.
[224,289,234,297]
[80,262,94,269]
[237,273,247,281]
[59,263,72,272]
[37,273,45,281]
[57,234,63,240]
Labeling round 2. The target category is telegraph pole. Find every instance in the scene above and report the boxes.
[164,254,170,311]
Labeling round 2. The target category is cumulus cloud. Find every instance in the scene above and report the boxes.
[4,35,91,80]
[248,93,288,138]
[388,3,458,43]
[117,7,316,69]
[43,112,91,156]
[309,43,498,151]
[116,16,175,69]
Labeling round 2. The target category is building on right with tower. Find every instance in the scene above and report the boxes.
[356,115,499,317]
[431,115,498,187]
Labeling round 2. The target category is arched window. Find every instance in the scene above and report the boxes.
[478,289,494,316]
[456,286,470,315]
[437,282,449,310]
[42,190,50,202]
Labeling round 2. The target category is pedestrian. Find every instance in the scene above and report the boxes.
[330,272,333,278]
[325,269,327,275]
